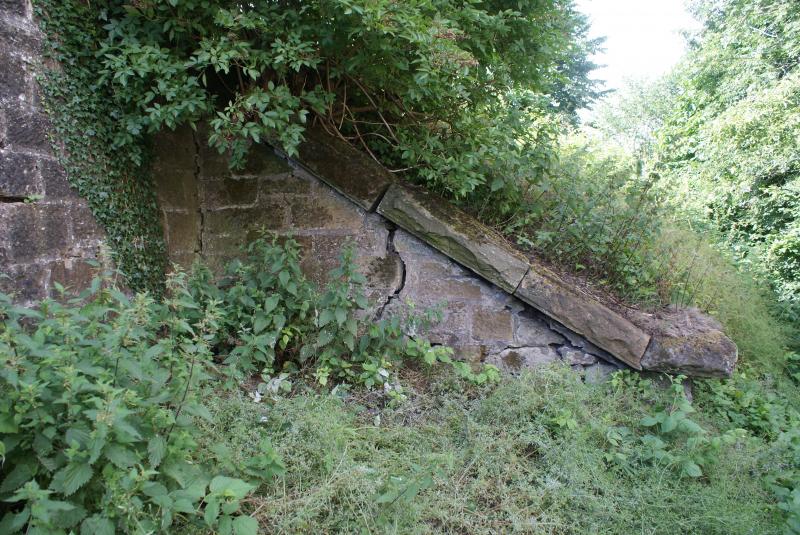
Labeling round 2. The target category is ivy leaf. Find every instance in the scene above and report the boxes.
[52,462,93,496]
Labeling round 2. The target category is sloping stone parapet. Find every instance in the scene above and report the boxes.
[514,266,651,369]
[376,183,530,294]
[635,307,738,378]
[290,126,394,211]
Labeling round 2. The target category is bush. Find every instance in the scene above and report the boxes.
[0,271,270,534]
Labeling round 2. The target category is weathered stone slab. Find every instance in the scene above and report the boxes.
[636,307,738,378]
[377,184,530,293]
[293,126,393,211]
[514,265,650,369]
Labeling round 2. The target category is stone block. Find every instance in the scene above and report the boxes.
[0,262,49,303]
[636,307,738,378]
[0,53,28,103]
[0,0,29,18]
[559,347,598,366]
[0,150,41,197]
[0,17,40,52]
[0,203,69,263]
[164,210,200,253]
[513,313,564,347]
[197,138,230,178]
[486,346,560,374]
[39,158,80,199]
[301,234,352,286]
[5,104,49,153]
[167,251,198,271]
[584,362,620,384]
[69,202,103,241]
[471,308,513,342]
[287,189,364,231]
[405,272,484,303]
[259,172,309,195]
[200,177,258,208]
[359,254,403,295]
[203,202,287,236]
[49,257,97,293]
[152,127,196,170]
[154,167,198,210]
[293,125,393,211]
[238,146,291,176]
[514,263,650,369]
[377,184,530,293]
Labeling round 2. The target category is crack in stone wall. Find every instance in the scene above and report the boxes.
[151,128,624,380]
[374,224,406,319]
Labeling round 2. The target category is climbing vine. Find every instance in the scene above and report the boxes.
[34,0,166,293]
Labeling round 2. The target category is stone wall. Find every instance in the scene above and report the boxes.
[152,127,623,378]
[0,0,104,303]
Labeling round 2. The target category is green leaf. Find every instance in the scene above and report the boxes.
[104,444,138,468]
[253,313,268,334]
[0,414,19,434]
[0,509,30,533]
[661,414,678,434]
[681,460,702,478]
[318,309,334,327]
[209,476,255,500]
[148,435,167,467]
[334,308,347,326]
[263,295,280,314]
[52,462,93,496]
[204,498,220,526]
[233,515,258,535]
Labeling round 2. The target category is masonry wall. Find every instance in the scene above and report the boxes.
[152,128,621,378]
[0,0,104,303]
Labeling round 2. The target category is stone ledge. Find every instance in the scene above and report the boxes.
[291,126,393,211]
[376,183,530,293]
[514,265,651,369]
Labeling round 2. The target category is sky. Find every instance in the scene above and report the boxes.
[575,0,701,93]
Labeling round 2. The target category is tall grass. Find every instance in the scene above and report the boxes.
[193,367,779,534]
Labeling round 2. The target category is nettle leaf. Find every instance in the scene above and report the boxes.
[81,515,115,535]
[209,476,255,500]
[148,435,167,467]
[104,444,138,468]
[52,462,94,496]
[233,515,258,535]
[318,309,334,327]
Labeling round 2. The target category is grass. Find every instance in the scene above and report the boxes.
[193,365,781,534]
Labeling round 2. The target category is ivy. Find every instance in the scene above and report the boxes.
[34,0,167,294]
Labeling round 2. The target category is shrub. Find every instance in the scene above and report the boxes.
[0,271,269,534]
[0,236,483,533]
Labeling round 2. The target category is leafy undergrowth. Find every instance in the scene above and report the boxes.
[194,366,785,534]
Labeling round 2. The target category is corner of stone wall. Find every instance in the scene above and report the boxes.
[0,0,105,304]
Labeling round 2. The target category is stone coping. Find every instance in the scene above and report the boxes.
[377,183,530,294]
[289,126,393,211]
